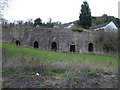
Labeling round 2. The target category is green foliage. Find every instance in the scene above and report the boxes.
[43,69,67,75]
[36,84,50,88]
[24,19,34,27]
[94,32,118,53]
[92,19,102,25]
[92,14,120,27]
[42,18,54,28]
[79,1,92,29]
[45,22,54,28]
[2,41,118,69]
[71,27,83,32]
[34,18,42,26]
[52,69,67,74]
[102,14,108,17]
[26,71,36,75]
[112,84,119,88]
[71,82,77,86]
[87,71,99,76]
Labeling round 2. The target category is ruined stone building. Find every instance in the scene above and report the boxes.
[3,23,112,53]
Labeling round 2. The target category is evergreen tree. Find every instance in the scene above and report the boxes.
[34,18,42,26]
[79,1,92,29]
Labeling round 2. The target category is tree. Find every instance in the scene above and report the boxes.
[102,14,109,23]
[0,0,11,18]
[79,1,91,29]
[102,14,108,17]
[46,18,54,28]
[34,18,42,26]
[94,31,118,53]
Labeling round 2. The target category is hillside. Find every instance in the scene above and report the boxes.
[2,42,118,88]
[91,16,120,28]
[67,15,120,29]
[2,41,118,67]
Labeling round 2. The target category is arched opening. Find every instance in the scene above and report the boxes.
[51,42,57,51]
[34,41,39,48]
[70,43,75,52]
[15,40,20,45]
[88,43,94,52]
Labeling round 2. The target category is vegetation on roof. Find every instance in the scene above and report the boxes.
[71,27,84,32]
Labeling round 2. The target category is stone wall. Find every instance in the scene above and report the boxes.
[2,27,98,53]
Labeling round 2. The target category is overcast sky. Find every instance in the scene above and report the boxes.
[3,0,119,24]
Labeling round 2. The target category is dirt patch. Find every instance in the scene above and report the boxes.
[2,70,118,88]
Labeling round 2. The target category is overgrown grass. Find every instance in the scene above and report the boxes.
[2,41,118,73]
[87,71,99,76]
[2,41,119,88]
[71,27,83,32]
[36,84,50,88]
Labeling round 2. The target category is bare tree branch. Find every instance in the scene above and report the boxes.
[0,0,11,18]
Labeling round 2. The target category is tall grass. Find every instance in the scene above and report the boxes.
[2,41,118,73]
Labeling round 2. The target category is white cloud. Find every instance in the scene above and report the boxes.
[3,0,119,23]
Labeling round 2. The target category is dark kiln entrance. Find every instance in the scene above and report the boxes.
[34,41,39,48]
[88,43,93,52]
[51,42,57,51]
[70,44,75,52]
[15,40,20,45]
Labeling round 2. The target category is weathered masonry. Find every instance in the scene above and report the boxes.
[2,27,99,53]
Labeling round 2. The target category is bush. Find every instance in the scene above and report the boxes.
[71,27,83,32]
[94,31,118,53]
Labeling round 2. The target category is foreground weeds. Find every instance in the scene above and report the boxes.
[2,42,118,88]
[2,57,118,88]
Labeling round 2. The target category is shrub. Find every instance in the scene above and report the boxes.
[71,27,83,32]
[94,31,118,54]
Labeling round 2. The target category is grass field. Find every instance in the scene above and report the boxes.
[2,41,119,88]
[2,41,118,68]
